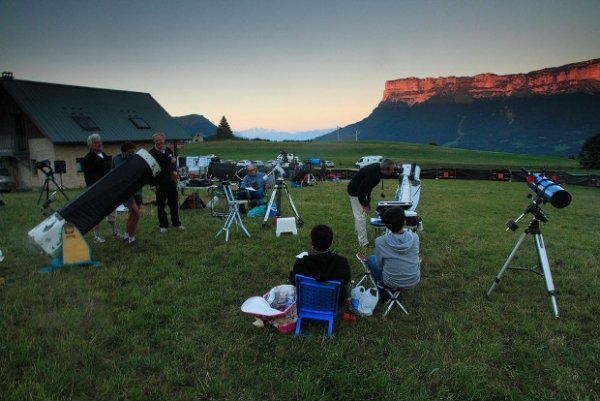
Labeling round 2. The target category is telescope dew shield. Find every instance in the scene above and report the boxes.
[59,149,161,234]
[528,174,572,209]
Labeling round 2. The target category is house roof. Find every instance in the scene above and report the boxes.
[1,78,189,143]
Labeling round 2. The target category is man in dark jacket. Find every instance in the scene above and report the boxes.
[289,225,351,309]
[347,159,396,247]
[81,133,117,242]
[149,132,184,233]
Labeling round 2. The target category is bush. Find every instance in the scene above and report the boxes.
[578,132,600,168]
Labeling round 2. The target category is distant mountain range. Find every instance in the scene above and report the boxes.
[316,59,600,156]
[234,127,334,141]
[173,114,332,141]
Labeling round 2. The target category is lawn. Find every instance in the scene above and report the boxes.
[0,176,599,400]
[183,140,586,171]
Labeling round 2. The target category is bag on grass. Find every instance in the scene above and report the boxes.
[180,192,206,209]
[350,285,379,316]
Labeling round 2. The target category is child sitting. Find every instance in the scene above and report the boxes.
[289,224,351,309]
[367,206,420,293]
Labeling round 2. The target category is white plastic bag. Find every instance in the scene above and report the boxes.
[350,285,379,316]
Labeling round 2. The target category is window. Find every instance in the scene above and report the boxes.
[72,116,100,130]
[75,157,84,173]
[30,159,38,176]
[129,117,151,129]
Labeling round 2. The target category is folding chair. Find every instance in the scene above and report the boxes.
[215,182,250,242]
[294,274,341,337]
[355,253,409,317]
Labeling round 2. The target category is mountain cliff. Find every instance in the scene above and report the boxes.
[317,59,600,156]
[383,59,600,105]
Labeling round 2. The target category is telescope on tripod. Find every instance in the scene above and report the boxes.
[262,163,303,227]
[35,160,69,206]
[487,170,572,318]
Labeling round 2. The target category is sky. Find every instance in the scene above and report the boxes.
[1,0,599,132]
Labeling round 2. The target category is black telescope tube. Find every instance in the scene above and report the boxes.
[59,150,160,234]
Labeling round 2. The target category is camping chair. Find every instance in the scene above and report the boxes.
[294,274,341,337]
[355,254,409,317]
[215,182,250,242]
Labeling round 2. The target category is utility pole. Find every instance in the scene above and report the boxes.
[337,126,340,142]
[355,130,360,142]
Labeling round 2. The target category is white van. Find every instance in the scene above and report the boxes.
[355,155,383,169]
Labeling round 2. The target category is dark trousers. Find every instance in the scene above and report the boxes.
[156,181,181,228]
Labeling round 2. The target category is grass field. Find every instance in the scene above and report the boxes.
[0,173,598,400]
[181,140,587,171]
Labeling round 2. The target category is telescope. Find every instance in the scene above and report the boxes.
[524,170,571,209]
[372,163,422,231]
[28,149,160,269]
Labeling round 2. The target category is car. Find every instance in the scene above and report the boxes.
[236,160,252,167]
[324,160,335,168]
[355,155,383,169]
[0,168,16,192]
[253,160,265,167]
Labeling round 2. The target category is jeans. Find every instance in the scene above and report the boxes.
[366,255,383,286]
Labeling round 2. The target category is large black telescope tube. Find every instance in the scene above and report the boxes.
[59,149,161,234]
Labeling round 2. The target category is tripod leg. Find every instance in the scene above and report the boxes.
[487,232,527,296]
[534,234,559,318]
[262,188,278,226]
[283,186,304,226]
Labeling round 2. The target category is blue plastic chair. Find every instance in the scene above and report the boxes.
[294,274,341,337]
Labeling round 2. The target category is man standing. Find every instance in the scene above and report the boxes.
[347,159,396,247]
[112,142,142,246]
[81,133,118,242]
[149,132,184,233]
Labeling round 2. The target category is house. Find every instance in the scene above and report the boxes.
[0,73,190,189]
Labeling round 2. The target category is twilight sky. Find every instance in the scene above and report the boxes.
[1,0,599,132]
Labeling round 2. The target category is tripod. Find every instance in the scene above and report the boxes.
[486,198,559,318]
[262,177,304,227]
[215,182,250,242]
[37,166,69,206]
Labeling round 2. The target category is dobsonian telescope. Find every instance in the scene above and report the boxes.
[487,169,572,318]
[370,163,423,231]
[28,150,161,271]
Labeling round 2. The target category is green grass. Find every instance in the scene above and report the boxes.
[1,179,599,400]
[184,140,589,171]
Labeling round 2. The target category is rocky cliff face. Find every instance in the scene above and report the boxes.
[382,59,600,106]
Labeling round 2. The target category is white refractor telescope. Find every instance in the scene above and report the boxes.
[372,163,422,230]
[29,149,161,261]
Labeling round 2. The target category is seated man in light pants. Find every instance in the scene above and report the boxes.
[347,159,396,247]
[237,164,270,208]
[367,206,420,298]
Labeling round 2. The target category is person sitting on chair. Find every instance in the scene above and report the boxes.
[289,224,351,309]
[237,164,270,207]
[367,206,420,297]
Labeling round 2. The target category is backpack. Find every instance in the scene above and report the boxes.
[180,192,206,209]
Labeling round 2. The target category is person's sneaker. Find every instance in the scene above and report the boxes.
[355,253,368,264]
[177,225,186,231]
[112,231,124,239]
[159,227,168,233]
[93,235,106,243]
[126,239,138,247]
